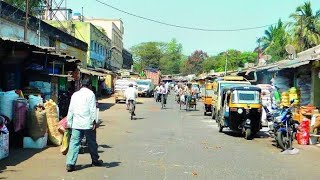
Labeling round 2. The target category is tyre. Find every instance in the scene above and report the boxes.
[195,105,197,111]
[204,111,207,116]
[244,128,252,140]
[276,131,291,151]
[218,122,223,132]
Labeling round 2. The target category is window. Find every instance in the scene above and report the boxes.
[232,90,260,104]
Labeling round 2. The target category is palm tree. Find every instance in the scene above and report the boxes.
[257,19,288,62]
[259,20,287,51]
[289,2,320,51]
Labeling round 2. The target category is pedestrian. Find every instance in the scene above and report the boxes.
[66,79,103,172]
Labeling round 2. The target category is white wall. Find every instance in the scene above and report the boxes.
[0,18,49,46]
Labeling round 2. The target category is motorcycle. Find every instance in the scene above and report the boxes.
[263,100,299,151]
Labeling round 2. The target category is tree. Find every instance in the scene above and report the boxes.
[202,50,257,73]
[289,1,320,51]
[259,19,289,62]
[131,39,183,74]
[131,42,164,72]
[159,39,183,74]
[4,0,44,15]
[183,50,208,75]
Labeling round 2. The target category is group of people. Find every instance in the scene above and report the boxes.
[174,83,199,104]
[154,82,170,106]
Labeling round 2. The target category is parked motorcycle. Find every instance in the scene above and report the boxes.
[263,100,299,151]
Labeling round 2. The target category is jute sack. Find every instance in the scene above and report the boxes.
[44,100,63,145]
[28,106,47,141]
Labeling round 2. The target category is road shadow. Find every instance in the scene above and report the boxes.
[99,144,112,148]
[75,161,121,171]
[222,130,271,139]
[133,117,145,120]
[0,147,47,176]
[99,103,115,112]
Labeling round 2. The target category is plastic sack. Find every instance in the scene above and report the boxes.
[44,100,63,146]
[60,130,71,155]
[28,95,43,110]
[0,125,9,160]
[0,90,19,120]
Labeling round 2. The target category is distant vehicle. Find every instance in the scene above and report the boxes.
[144,68,161,86]
[211,76,251,120]
[136,79,154,97]
[114,79,137,103]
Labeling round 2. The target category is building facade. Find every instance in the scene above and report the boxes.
[0,1,87,62]
[85,19,124,70]
[46,21,111,68]
[122,49,133,70]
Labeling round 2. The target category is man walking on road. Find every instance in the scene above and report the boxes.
[66,79,102,172]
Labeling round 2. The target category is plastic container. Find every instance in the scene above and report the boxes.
[297,118,310,145]
[23,133,47,149]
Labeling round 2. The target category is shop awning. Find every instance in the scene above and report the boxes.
[268,59,310,72]
[79,68,108,77]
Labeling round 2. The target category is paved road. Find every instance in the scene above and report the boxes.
[1,95,320,179]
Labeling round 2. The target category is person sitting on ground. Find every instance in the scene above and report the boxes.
[124,83,138,115]
[66,79,102,172]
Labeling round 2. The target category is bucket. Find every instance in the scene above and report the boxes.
[309,136,318,145]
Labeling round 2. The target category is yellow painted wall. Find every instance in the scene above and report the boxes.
[55,41,87,67]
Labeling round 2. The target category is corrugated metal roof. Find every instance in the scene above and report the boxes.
[268,59,310,72]
[80,68,108,77]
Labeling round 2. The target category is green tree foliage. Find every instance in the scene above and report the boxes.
[202,50,257,73]
[289,1,320,52]
[182,50,208,75]
[131,39,183,74]
[4,0,44,15]
[260,19,289,62]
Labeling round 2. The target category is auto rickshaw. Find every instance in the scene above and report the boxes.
[217,85,262,140]
[203,82,214,116]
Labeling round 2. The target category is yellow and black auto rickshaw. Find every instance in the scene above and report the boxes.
[217,85,262,140]
[203,82,215,116]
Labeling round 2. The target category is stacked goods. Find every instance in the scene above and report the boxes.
[23,87,42,98]
[28,95,43,110]
[281,92,290,107]
[28,105,47,140]
[29,81,51,100]
[44,100,63,145]
[13,98,28,132]
[272,76,290,93]
[288,87,300,106]
[0,90,19,120]
[297,75,311,105]
[297,118,310,145]
[300,105,316,123]
[0,116,9,160]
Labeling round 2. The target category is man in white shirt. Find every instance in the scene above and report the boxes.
[125,83,138,115]
[66,79,102,172]
[159,83,168,106]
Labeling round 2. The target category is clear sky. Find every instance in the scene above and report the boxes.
[67,0,320,55]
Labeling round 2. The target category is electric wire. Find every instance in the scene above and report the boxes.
[95,0,277,32]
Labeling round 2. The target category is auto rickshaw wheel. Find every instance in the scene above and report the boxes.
[244,128,252,140]
[204,111,207,116]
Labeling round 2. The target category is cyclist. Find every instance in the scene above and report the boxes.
[124,83,138,116]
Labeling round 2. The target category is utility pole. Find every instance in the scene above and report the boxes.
[224,51,228,76]
[24,0,29,41]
